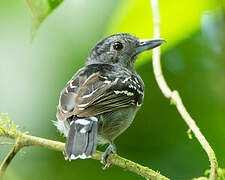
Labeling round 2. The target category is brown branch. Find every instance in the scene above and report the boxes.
[0,129,169,180]
[150,0,218,179]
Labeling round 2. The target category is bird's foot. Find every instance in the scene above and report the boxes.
[101,142,116,169]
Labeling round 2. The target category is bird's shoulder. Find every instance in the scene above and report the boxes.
[63,63,143,91]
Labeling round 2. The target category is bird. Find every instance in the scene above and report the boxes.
[55,33,165,163]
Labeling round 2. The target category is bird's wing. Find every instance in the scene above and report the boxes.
[57,64,144,119]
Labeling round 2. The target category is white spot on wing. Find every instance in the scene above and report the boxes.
[78,102,89,108]
[62,108,69,113]
[132,80,137,84]
[65,88,69,94]
[114,77,119,84]
[137,89,144,95]
[103,80,111,84]
[134,77,139,84]
[114,90,134,96]
[70,81,76,88]
[99,75,108,80]
[82,89,97,98]
[128,84,137,90]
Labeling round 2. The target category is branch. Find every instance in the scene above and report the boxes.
[150,0,218,180]
[0,140,22,179]
[0,124,169,180]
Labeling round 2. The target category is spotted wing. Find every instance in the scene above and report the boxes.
[57,64,144,119]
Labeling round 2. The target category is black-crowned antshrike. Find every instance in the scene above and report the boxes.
[55,33,165,163]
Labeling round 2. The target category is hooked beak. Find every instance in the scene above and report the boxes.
[135,39,166,54]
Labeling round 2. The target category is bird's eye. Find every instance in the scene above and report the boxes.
[113,42,123,51]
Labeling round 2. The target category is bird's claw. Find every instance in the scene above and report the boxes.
[101,143,116,169]
[103,163,113,170]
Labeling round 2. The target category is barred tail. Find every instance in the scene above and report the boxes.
[65,116,98,160]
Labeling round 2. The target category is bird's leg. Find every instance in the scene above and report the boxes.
[101,142,116,168]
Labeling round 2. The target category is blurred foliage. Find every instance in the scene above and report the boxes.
[193,168,225,180]
[216,168,225,180]
[25,0,221,46]
[0,0,225,180]
[0,113,18,133]
[106,0,220,66]
[26,0,63,40]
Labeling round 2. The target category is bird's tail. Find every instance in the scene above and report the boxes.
[65,116,98,160]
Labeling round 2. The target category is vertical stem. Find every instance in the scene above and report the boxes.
[150,0,218,179]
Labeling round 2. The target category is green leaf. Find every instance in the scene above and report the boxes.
[217,168,225,180]
[106,0,219,65]
[26,0,63,41]
[0,113,19,132]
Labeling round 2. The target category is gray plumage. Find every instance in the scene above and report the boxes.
[55,33,165,162]
[65,116,97,159]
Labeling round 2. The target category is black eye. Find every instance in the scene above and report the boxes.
[113,42,123,51]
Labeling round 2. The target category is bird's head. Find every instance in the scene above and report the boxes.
[86,33,165,71]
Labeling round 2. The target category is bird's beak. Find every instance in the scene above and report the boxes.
[135,39,166,54]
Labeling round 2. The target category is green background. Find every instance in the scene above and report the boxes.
[0,0,224,179]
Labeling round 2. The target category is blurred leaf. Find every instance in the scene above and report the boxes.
[217,168,225,180]
[193,168,225,180]
[222,0,225,12]
[0,113,18,132]
[106,0,219,65]
[26,0,63,40]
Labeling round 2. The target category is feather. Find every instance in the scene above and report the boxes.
[57,64,144,118]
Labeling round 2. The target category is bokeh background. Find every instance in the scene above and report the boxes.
[0,0,225,179]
